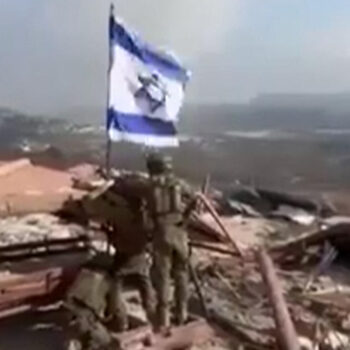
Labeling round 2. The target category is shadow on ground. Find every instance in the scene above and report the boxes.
[0,308,69,350]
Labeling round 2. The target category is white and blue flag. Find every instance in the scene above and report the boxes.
[107,11,191,147]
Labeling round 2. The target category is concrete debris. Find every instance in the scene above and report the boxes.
[271,205,316,226]
[198,193,244,256]
[321,215,350,227]
[324,331,350,349]
[270,223,350,263]
[223,185,335,222]
[112,318,215,350]
[0,253,87,318]
[1,162,350,349]
[198,214,280,247]
[0,213,86,246]
[225,199,262,217]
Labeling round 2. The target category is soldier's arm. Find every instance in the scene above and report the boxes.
[178,179,198,199]
[179,180,201,220]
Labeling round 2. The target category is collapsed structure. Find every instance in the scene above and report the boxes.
[0,158,350,349]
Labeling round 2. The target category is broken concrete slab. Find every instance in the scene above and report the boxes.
[224,185,336,219]
[0,214,87,246]
[112,318,215,350]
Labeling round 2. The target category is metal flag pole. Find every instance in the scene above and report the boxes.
[105,3,114,179]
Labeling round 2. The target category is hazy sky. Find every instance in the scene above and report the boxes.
[1,0,350,114]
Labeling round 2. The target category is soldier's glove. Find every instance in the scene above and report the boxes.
[182,195,200,222]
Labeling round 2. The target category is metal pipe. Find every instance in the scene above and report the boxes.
[197,193,244,257]
[257,249,300,350]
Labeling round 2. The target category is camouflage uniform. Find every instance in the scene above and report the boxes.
[64,261,115,350]
[82,178,155,332]
[146,154,197,329]
[107,246,155,332]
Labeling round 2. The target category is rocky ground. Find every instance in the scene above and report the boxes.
[0,213,86,245]
[1,210,350,349]
[0,307,68,350]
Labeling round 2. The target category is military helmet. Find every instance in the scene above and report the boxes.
[146,152,173,175]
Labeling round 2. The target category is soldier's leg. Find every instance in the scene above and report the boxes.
[173,243,189,325]
[135,273,156,324]
[154,243,172,329]
[108,275,128,332]
[74,307,113,350]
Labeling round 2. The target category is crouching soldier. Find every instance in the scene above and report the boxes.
[64,258,116,350]
[107,244,154,332]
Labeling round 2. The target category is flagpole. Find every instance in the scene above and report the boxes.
[105,137,112,178]
[105,3,114,179]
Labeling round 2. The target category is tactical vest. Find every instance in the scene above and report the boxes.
[151,175,183,224]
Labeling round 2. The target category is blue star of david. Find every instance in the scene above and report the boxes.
[134,73,168,113]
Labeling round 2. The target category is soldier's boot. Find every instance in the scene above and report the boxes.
[174,254,189,325]
[174,293,188,325]
[87,324,114,350]
[156,301,171,330]
[65,338,83,350]
[108,277,129,332]
[137,274,156,325]
[75,311,114,350]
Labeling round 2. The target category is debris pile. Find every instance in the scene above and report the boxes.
[0,213,86,246]
[189,209,350,349]
[1,161,350,349]
[222,185,336,225]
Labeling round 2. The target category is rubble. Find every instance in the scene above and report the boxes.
[0,213,86,246]
[197,193,244,256]
[1,162,350,349]
[223,185,336,221]
[270,223,350,264]
[271,205,316,226]
[112,318,215,350]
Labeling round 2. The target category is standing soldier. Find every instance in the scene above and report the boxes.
[146,153,198,331]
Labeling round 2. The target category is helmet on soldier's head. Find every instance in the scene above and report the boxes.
[146,153,173,175]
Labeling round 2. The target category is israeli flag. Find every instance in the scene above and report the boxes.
[107,11,191,147]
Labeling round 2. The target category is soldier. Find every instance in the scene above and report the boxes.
[64,258,116,350]
[81,178,156,332]
[63,175,156,349]
[146,153,198,330]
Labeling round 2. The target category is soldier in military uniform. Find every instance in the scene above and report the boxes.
[64,259,116,350]
[146,153,198,330]
[64,176,156,349]
[82,178,156,332]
